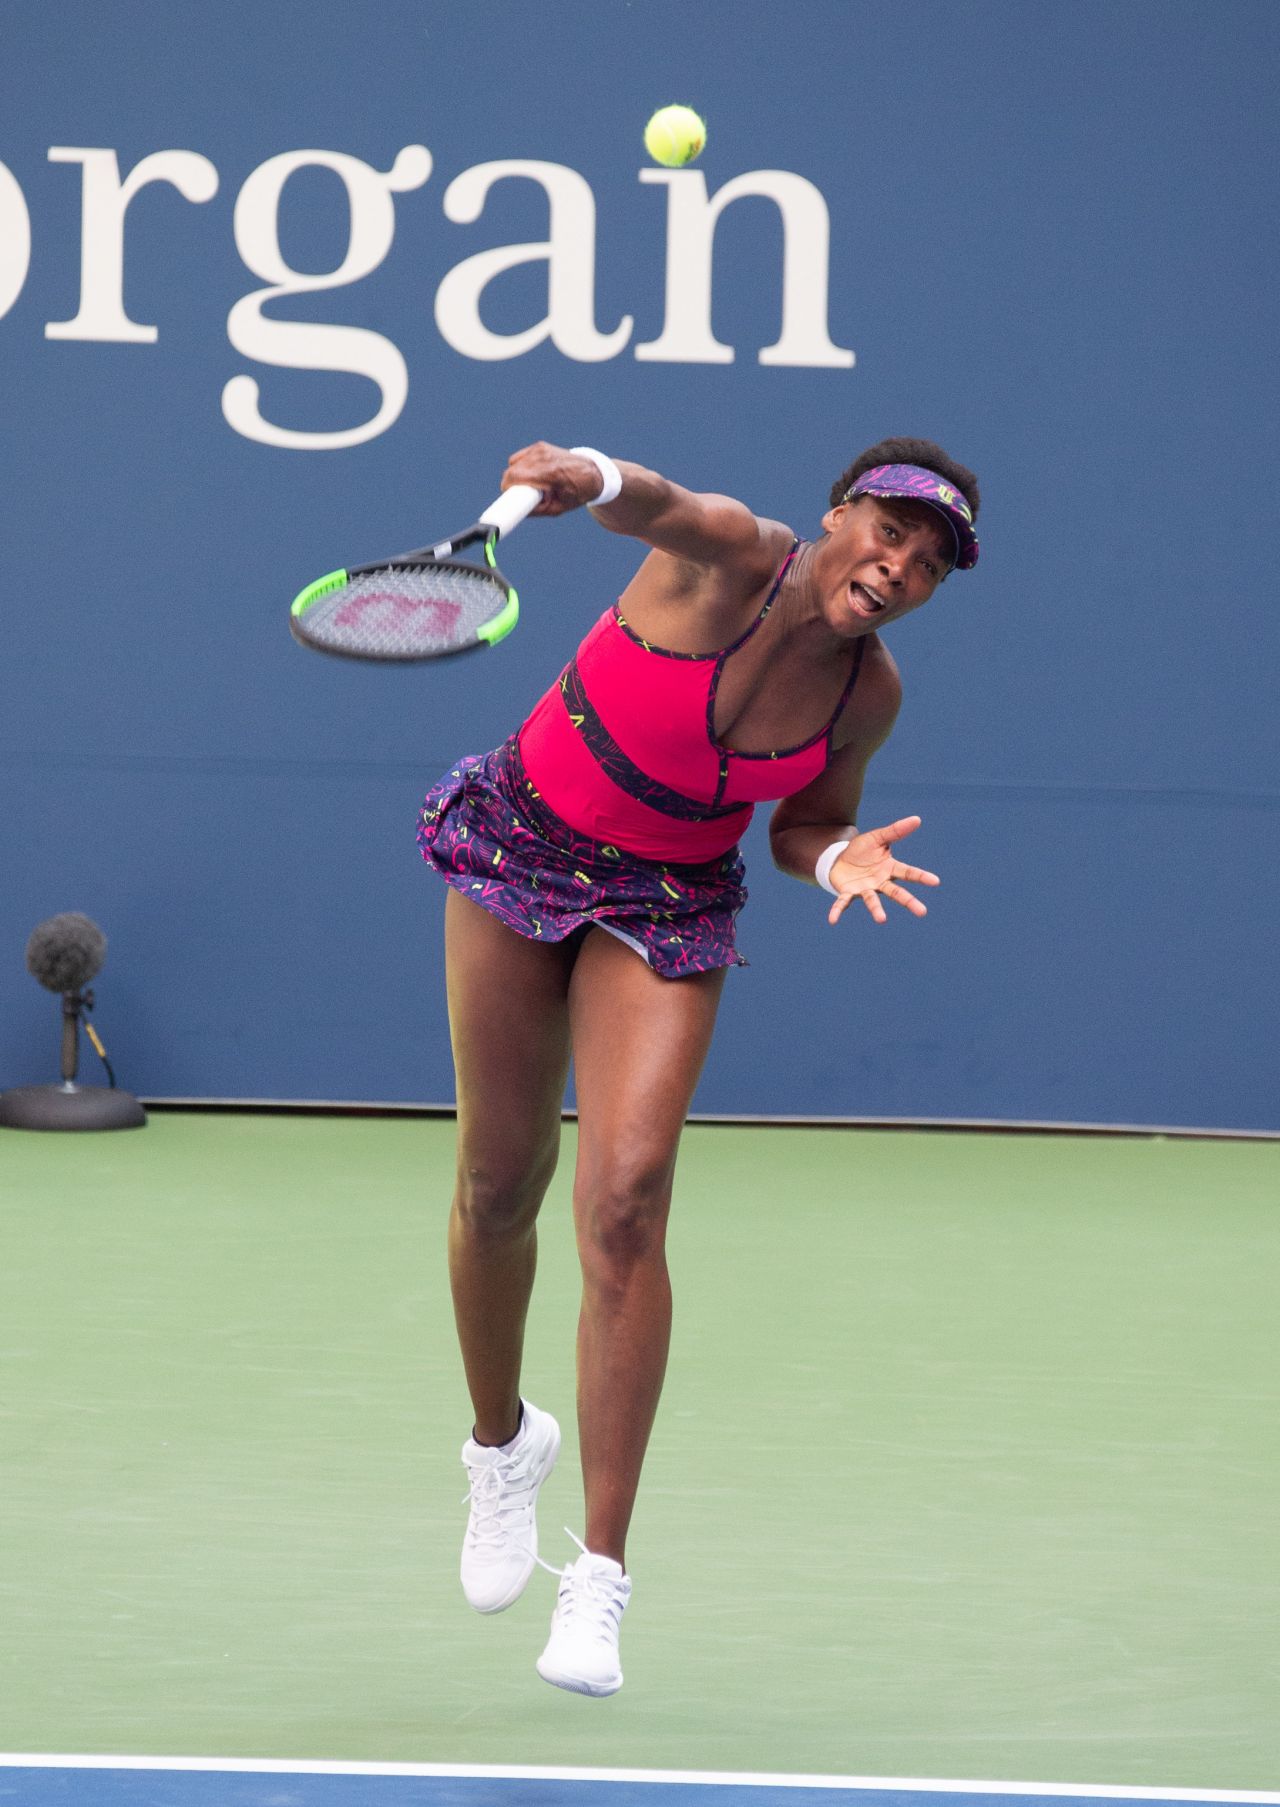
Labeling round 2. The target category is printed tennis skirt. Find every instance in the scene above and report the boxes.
[415,738,748,977]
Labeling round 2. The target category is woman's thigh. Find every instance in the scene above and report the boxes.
[445,889,580,1194]
[568,928,726,1215]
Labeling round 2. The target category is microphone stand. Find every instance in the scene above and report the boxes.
[62,987,86,1085]
[0,987,146,1131]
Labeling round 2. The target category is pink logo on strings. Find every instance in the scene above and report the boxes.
[334,591,463,634]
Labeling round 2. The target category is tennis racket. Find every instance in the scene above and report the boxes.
[289,483,542,662]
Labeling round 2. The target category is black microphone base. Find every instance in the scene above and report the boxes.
[0,1083,147,1131]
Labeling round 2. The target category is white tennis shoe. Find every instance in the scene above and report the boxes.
[536,1531,632,1697]
[459,1400,560,1613]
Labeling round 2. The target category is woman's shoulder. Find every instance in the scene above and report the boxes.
[831,634,902,752]
[656,513,797,597]
[616,517,798,652]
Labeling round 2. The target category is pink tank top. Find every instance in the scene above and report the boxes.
[517,540,864,862]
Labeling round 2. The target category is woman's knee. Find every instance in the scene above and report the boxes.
[574,1157,674,1272]
[453,1142,557,1241]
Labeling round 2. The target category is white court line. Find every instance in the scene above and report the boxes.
[0,1757,1276,1801]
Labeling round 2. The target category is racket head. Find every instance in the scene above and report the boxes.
[289,554,519,662]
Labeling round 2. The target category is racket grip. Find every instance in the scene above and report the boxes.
[479,484,542,539]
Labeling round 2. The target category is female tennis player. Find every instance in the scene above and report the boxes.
[417,435,980,1695]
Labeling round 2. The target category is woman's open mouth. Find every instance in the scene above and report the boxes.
[847,581,889,620]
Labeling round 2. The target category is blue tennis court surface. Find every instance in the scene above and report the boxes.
[2,1766,1277,1807]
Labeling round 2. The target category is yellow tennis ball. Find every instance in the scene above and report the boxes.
[644,104,707,168]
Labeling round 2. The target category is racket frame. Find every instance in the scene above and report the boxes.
[289,543,519,664]
[289,483,540,664]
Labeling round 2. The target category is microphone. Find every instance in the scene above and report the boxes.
[0,914,146,1132]
[27,915,109,1082]
[26,912,107,996]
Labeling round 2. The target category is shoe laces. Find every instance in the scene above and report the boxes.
[536,1530,628,1631]
[461,1452,534,1550]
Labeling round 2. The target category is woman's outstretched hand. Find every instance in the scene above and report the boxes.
[827,816,940,925]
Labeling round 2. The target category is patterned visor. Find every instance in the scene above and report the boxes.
[844,464,979,571]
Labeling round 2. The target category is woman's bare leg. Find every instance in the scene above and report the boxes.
[567,930,726,1565]
[445,890,577,1445]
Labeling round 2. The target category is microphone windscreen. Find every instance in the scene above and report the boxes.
[25,913,107,993]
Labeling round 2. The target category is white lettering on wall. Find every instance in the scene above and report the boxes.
[434,160,632,362]
[44,148,219,343]
[0,160,31,319]
[635,169,854,368]
[223,145,432,450]
[7,143,856,448]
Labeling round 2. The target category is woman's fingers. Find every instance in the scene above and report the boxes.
[873,815,922,846]
[828,877,930,925]
[881,882,928,917]
[892,862,940,887]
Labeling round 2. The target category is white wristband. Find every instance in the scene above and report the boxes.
[570,446,623,506]
[815,838,853,895]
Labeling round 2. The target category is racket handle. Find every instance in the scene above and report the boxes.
[479,484,542,540]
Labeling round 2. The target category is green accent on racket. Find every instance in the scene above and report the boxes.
[291,570,349,618]
[477,589,519,646]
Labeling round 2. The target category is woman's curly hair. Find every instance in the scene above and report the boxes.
[828,436,980,517]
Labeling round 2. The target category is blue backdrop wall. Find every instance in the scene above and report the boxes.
[2,1,1277,1130]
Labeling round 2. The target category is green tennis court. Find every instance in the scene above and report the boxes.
[1,1115,1276,1787]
